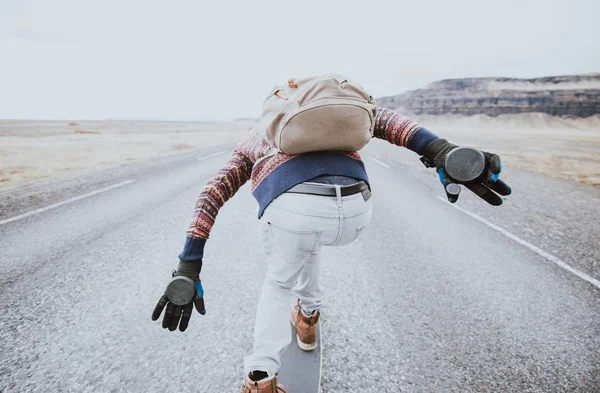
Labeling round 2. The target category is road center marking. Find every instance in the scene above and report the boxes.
[437,196,600,289]
[369,157,390,168]
[0,180,136,226]
[198,151,227,161]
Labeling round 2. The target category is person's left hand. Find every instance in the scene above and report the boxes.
[152,260,206,332]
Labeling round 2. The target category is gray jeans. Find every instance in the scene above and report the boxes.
[243,185,373,376]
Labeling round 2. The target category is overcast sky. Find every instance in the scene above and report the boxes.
[1,0,598,120]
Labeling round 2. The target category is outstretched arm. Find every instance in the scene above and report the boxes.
[178,127,272,262]
[372,107,439,154]
[152,128,272,332]
[372,107,511,205]
[177,149,253,261]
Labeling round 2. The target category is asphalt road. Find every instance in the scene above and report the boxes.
[1,147,599,393]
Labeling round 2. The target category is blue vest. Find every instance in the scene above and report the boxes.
[252,151,370,218]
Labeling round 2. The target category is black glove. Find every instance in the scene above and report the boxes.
[421,138,512,205]
[152,259,206,332]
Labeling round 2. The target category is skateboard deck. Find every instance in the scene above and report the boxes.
[278,320,322,393]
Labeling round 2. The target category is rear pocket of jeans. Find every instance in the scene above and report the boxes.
[268,222,321,264]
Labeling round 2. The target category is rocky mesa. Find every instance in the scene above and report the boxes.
[376,73,600,118]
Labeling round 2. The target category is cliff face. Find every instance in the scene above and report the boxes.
[376,74,600,118]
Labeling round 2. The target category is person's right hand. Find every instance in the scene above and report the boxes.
[151,260,206,332]
[421,138,512,205]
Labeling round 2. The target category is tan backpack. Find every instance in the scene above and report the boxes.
[258,74,377,154]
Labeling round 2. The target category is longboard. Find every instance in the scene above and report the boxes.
[278,320,322,393]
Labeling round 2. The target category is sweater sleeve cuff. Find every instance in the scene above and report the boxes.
[178,237,206,262]
[406,127,439,155]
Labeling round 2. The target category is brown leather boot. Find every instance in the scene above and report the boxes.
[241,374,286,393]
[290,300,319,351]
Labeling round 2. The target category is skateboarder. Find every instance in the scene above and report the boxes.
[152,76,511,392]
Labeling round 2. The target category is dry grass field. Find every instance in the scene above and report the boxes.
[0,114,598,189]
[0,120,252,190]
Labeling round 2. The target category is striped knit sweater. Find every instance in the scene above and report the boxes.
[178,107,438,262]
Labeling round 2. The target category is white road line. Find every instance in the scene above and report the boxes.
[369,157,390,168]
[0,180,136,226]
[198,151,228,161]
[436,196,600,289]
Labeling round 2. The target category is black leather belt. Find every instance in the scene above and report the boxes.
[287,181,371,200]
